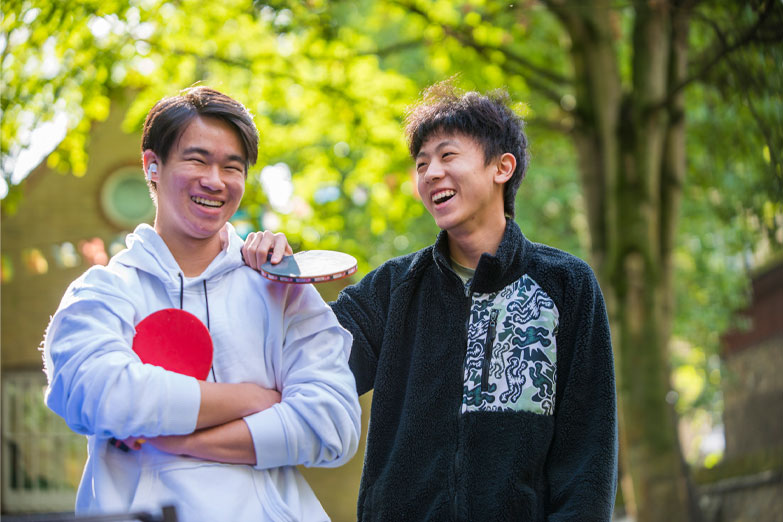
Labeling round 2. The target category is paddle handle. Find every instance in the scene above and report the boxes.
[109,436,146,452]
[109,437,129,452]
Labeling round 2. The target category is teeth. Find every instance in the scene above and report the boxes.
[433,190,455,204]
[192,196,223,208]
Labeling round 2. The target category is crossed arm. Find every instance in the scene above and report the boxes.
[145,288,361,470]
[130,231,291,464]
[134,381,281,465]
[126,231,359,469]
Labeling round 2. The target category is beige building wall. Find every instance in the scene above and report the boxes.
[2,99,144,371]
[1,95,146,513]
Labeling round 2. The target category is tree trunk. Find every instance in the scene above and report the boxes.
[550,1,695,520]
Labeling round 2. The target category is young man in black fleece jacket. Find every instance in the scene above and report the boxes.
[244,82,618,521]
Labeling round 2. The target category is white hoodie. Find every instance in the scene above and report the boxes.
[43,223,361,521]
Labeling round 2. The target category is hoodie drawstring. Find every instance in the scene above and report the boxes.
[203,280,216,382]
[203,280,211,330]
[178,273,184,309]
[179,273,216,381]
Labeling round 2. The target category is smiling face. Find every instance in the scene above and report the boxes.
[416,132,509,238]
[146,115,246,250]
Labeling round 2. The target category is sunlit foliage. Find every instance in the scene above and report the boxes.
[3,0,781,480]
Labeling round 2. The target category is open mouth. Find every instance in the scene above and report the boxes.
[191,196,224,208]
[432,190,456,205]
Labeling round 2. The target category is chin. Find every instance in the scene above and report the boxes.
[435,223,452,233]
[432,215,456,230]
[189,225,224,239]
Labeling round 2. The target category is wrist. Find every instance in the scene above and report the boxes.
[178,433,194,457]
[241,382,263,417]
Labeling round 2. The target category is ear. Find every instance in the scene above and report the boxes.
[493,152,516,185]
[142,150,160,183]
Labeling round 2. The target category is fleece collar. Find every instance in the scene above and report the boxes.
[432,219,532,294]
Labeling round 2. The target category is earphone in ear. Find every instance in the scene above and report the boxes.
[147,163,157,181]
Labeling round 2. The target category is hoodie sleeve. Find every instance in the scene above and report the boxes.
[544,261,618,520]
[243,283,361,470]
[42,268,201,440]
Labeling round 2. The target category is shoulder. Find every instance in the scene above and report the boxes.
[222,264,285,298]
[352,245,434,293]
[229,264,325,307]
[526,242,601,302]
[51,261,142,333]
[380,246,433,276]
[530,243,595,277]
[331,245,435,322]
[67,260,137,298]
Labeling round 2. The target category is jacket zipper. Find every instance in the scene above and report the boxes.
[480,308,499,392]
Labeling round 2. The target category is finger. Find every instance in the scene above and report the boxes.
[245,232,270,270]
[241,232,260,269]
[255,232,275,268]
[270,233,292,264]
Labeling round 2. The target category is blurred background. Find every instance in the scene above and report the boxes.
[1,1,781,521]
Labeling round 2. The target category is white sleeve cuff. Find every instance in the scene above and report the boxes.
[244,406,291,469]
[161,372,201,434]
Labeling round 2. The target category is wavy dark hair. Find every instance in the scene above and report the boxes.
[141,86,259,190]
[405,81,529,218]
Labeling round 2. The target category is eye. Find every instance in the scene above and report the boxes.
[442,151,455,159]
[187,157,206,164]
[416,162,428,172]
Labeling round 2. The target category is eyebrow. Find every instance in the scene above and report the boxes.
[416,140,458,159]
[182,146,246,164]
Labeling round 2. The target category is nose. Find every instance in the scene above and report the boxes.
[201,164,225,191]
[423,159,444,183]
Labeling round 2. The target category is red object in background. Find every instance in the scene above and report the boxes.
[79,237,109,266]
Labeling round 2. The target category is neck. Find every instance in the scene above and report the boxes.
[156,229,225,278]
[447,214,507,269]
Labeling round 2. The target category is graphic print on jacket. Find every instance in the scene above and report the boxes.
[463,274,559,415]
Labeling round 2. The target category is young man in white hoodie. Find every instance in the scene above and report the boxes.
[43,86,361,521]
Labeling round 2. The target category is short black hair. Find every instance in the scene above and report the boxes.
[405,81,529,218]
[141,86,259,190]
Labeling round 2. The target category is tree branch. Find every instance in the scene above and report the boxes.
[357,38,425,57]
[659,0,783,108]
[393,0,569,105]
[740,81,783,199]
[440,26,567,105]
[527,114,575,134]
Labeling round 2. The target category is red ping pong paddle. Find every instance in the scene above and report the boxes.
[259,250,357,284]
[132,308,213,379]
[110,308,213,451]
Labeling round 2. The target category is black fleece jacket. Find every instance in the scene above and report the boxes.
[332,219,617,521]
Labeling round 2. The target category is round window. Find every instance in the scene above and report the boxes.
[100,167,155,229]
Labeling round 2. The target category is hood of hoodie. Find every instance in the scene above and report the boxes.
[111,223,245,292]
